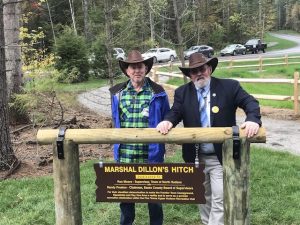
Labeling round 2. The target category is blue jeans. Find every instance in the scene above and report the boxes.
[120,202,163,225]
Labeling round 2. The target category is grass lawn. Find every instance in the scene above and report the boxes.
[1,147,300,225]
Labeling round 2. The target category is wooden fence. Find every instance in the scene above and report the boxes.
[37,127,266,225]
[149,70,300,115]
[218,55,300,71]
[157,54,300,72]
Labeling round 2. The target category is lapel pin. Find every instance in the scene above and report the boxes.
[212,93,216,97]
[212,106,219,113]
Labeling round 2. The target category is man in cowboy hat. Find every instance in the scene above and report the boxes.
[109,50,170,225]
[156,53,261,225]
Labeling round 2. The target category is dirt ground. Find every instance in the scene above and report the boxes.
[0,88,299,180]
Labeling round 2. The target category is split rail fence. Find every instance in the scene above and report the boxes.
[158,54,300,72]
[150,70,300,115]
[218,55,300,71]
[37,127,266,225]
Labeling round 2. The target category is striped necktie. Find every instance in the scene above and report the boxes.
[198,88,208,127]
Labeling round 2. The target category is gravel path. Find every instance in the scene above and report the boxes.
[78,86,300,156]
[237,115,300,155]
[78,86,112,116]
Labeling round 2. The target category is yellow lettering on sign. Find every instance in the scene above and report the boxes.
[104,166,137,173]
[138,166,169,173]
[171,166,194,173]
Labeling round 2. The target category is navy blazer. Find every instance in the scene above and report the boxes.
[164,77,261,164]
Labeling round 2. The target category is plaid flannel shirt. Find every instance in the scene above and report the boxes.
[119,80,152,163]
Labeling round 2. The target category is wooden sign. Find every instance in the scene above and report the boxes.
[94,163,205,204]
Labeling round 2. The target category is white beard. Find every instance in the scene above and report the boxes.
[193,77,210,89]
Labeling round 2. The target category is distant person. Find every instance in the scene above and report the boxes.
[156,53,261,225]
[257,39,265,53]
[109,50,170,225]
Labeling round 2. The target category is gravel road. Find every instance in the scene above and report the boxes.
[78,86,300,156]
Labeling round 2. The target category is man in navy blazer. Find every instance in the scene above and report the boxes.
[156,53,261,225]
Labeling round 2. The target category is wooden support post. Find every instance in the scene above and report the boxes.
[259,56,263,72]
[229,58,233,69]
[223,138,250,225]
[170,61,173,73]
[285,54,288,66]
[153,67,158,83]
[53,140,82,225]
[294,71,299,115]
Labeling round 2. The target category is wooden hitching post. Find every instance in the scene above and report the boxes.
[223,138,250,225]
[53,139,82,225]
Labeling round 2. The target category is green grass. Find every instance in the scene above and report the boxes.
[25,76,127,94]
[264,32,298,51]
[1,148,300,225]
[23,75,128,110]
[250,147,300,225]
[274,30,300,35]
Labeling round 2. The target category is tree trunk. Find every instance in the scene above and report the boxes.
[0,1,18,171]
[3,0,22,99]
[82,0,90,40]
[259,0,262,39]
[68,0,77,35]
[3,0,28,125]
[46,0,56,45]
[148,0,155,44]
[172,0,187,83]
[104,0,114,87]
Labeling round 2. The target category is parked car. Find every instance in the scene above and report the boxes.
[184,45,214,59]
[113,48,126,60]
[220,44,246,56]
[142,48,177,63]
[244,39,267,54]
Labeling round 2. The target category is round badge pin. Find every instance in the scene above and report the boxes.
[212,106,219,113]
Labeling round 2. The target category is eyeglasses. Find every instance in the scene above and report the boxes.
[190,65,208,74]
[128,63,145,70]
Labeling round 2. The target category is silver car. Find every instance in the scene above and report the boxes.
[184,45,214,59]
[220,44,246,56]
[142,48,177,63]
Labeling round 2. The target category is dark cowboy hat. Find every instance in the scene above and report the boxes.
[119,50,154,77]
[179,53,218,77]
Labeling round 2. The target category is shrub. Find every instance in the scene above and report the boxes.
[54,27,89,83]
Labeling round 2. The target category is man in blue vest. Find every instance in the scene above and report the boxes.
[109,50,170,225]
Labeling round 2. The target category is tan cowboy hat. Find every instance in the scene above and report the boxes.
[179,53,218,77]
[119,50,154,77]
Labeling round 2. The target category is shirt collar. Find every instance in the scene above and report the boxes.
[126,79,149,91]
